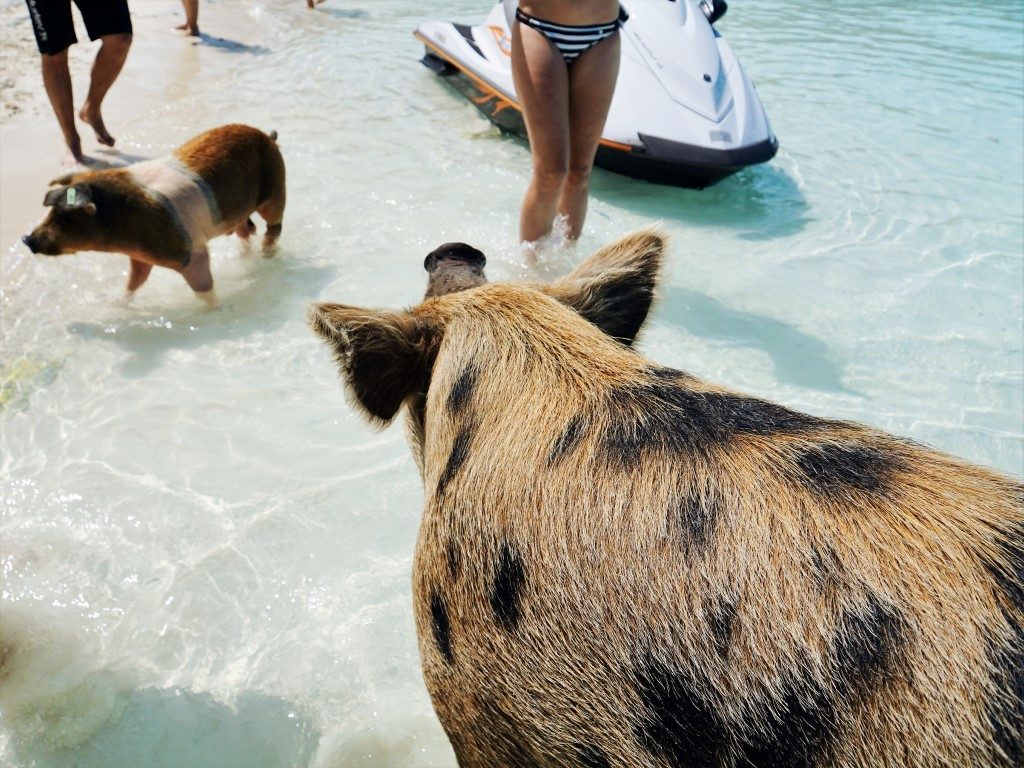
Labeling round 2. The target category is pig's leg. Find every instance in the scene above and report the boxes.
[126,259,153,294]
[180,247,219,308]
[257,190,285,253]
[234,218,256,240]
[258,143,286,253]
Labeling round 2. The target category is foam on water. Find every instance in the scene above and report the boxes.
[1,1,1021,766]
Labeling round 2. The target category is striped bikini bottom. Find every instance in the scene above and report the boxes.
[514,6,628,64]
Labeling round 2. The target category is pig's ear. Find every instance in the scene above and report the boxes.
[544,227,666,346]
[308,303,435,426]
[43,187,66,207]
[44,184,96,215]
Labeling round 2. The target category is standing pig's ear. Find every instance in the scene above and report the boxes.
[43,184,97,214]
[544,227,667,346]
[43,187,66,207]
[308,303,434,426]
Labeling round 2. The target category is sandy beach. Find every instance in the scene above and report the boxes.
[1,0,274,250]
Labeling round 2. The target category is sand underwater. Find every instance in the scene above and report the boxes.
[0,0,1021,766]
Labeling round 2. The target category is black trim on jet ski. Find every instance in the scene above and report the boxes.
[453,24,484,58]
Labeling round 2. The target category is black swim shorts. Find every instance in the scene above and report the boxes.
[26,0,132,56]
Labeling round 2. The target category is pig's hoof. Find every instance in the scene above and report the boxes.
[196,290,220,310]
[235,219,257,240]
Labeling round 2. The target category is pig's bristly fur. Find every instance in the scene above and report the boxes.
[310,229,1024,768]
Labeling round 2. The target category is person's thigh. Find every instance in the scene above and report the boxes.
[565,32,620,172]
[25,0,76,55]
[74,0,132,41]
[511,21,570,173]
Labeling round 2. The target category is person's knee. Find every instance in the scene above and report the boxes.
[41,48,70,68]
[565,164,593,191]
[532,165,568,196]
[102,33,132,56]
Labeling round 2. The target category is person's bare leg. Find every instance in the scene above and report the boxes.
[511,21,570,243]
[558,33,620,240]
[40,49,84,163]
[79,33,132,147]
[175,0,199,36]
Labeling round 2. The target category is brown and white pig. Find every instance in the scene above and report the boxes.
[308,230,1023,768]
[22,123,286,307]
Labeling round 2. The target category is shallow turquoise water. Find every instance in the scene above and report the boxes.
[1,1,1021,766]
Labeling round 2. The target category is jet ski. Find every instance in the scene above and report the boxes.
[414,0,778,189]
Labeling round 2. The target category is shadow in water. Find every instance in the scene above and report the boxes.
[67,256,336,378]
[195,34,271,54]
[658,286,857,395]
[317,6,370,19]
[92,148,152,166]
[73,151,150,170]
[10,687,320,768]
[591,162,812,241]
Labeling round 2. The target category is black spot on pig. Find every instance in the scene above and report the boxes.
[431,591,454,664]
[549,414,587,466]
[437,425,474,498]
[447,540,460,581]
[676,483,722,552]
[604,384,827,463]
[793,443,902,498]
[737,594,907,766]
[708,597,737,660]
[633,653,729,768]
[736,682,834,768]
[447,365,477,416]
[833,593,908,700]
[491,543,526,632]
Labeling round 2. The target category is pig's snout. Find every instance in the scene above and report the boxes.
[21,230,62,256]
[424,243,488,298]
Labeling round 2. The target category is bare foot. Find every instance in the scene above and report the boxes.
[307,0,326,8]
[79,105,115,147]
[175,22,200,36]
[65,133,85,164]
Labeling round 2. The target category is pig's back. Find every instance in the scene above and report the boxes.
[174,124,283,226]
[412,363,1023,768]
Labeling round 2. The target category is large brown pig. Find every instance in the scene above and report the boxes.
[23,124,286,307]
[310,230,1023,768]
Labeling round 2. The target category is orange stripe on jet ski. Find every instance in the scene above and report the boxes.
[598,139,632,152]
[415,30,635,154]
[415,32,516,110]
[488,25,512,57]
